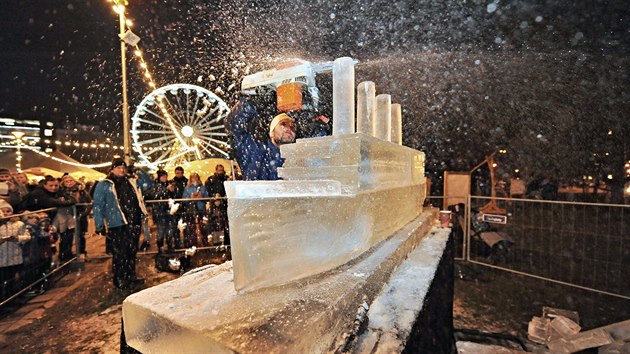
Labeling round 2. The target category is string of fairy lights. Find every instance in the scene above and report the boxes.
[110,0,160,91]
[110,0,201,167]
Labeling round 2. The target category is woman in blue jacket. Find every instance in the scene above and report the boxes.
[182,173,208,247]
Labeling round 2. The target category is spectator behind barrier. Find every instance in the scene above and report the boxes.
[0,168,22,212]
[182,173,208,247]
[59,175,92,260]
[145,170,178,251]
[0,200,31,300]
[205,164,228,197]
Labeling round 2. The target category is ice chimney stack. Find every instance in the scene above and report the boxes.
[356,81,376,136]
[375,94,392,141]
[332,57,355,135]
[391,103,402,145]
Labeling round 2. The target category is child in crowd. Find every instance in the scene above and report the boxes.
[0,199,31,300]
[21,213,55,293]
[38,214,57,269]
[205,193,229,245]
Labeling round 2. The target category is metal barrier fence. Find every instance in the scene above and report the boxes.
[4,193,627,307]
[432,195,630,300]
[143,196,229,251]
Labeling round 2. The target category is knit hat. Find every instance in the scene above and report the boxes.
[111,158,127,170]
[156,170,168,178]
[0,199,13,213]
[269,113,294,136]
[0,168,10,176]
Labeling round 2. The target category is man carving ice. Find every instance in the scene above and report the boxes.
[226,94,297,181]
[226,59,334,180]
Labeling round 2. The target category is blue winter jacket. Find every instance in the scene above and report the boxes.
[92,177,148,230]
[226,97,284,181]
[182,183,209,211]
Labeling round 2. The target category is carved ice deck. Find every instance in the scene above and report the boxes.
[225,133,426,292]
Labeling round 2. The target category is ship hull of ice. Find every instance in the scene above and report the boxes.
[227,183,425,292]
[122,211,442,354]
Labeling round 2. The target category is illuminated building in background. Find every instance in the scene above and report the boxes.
[0,117,56,152]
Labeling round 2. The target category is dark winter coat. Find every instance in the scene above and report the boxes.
[205,173,228,197]
[21,186,75,219]
[170,176,188,199]
[226,96,284,181]
[144,180,175,220]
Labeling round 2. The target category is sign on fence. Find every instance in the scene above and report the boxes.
[482,213,508,224]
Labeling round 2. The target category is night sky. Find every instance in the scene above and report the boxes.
[0,0,628,180]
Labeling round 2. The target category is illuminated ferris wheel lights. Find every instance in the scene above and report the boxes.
[131,83,231,166]
[196,107,208,117]
[181,125,194,138]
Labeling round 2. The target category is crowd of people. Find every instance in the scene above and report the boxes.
[1,168,91,300]
[0,160,237,295]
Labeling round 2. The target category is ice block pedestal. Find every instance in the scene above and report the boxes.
[122,211,455,353]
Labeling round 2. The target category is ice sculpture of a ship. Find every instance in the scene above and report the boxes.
[225,57,427,292]
[122,57,450,354]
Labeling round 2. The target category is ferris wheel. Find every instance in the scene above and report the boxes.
[131,83,231,169]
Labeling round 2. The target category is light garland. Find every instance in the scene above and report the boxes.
[22,145,113,168]
[132,46,158,90]
[3,143,152,169]
[45,139,126,150]
[105,0,193,166]
[108,0,160,93]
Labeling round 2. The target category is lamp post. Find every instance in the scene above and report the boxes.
[469,150,507,215]
[113,1,131,165]
[11,131,25,172]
